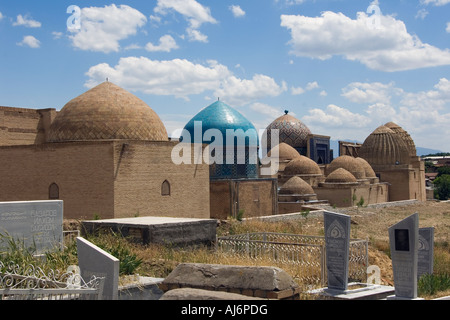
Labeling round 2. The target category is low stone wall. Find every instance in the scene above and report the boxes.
[159,263,301,300]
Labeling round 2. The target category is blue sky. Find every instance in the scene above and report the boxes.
[1,0,450,152]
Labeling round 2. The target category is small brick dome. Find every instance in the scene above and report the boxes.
[48,82,168,142]
[326,155,366,179]
[268,143,301,162]
[325,168,357,183]
[284,156,322,175]
[279,176,315,195]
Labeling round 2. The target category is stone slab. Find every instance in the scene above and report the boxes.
[160,263,300,299]
[77,237,120,300]
[309,283,395,300]
[160,288,265,300]
[0,200,63,254]
[81,217,217,246]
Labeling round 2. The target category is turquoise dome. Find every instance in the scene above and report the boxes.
[181,101,259,179]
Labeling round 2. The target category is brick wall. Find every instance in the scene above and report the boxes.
[0,107,56,146]
[113,141,210,219]
[0,141,114,220]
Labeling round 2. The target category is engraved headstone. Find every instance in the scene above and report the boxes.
[388,213,419,299]
[0,200,63,254]
[418,227,434,280]
[77,237,120,300]
[324,211,351,291]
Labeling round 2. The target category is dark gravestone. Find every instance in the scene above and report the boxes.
[324,211,351,291]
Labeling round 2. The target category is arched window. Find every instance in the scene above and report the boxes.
[49,183,59,200]
[161,180,171,196]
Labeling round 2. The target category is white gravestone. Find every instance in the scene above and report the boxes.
[77,237,120,300]
[0,200,63,254]
[324,211,351,291]
[388,213,420,299]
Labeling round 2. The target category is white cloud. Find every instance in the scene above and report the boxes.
[69,4,147,53]
[303,104,371,129]
[291,81,319,95]
[85,57,286,105]
[341,82,402,104]
[52,31,63,40]
[13,14,41,28]
[421,0,450,6]
[17,35,41,48]
[249,102,284,117]
[0,12,3,21]
[415,9,429,20]
[154,0,217,42]
[85,57,230,99]
[281,11,450,72]
[215,75,287,106]
[229,5,245,18]
[447,22,450,33]
[146,35,179,52]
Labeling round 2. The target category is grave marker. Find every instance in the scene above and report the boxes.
[324,211,351,291]
[388,213,419,299]
[0,200,63,254]
[77,237,119,300]
[418,227,434,280]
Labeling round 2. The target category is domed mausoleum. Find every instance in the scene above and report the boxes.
[0,82,210,220]
[262,111,332,165]
[182,100,277,220]
[182,100,259,179]
[359,123,425,202]
[49,82,168,142]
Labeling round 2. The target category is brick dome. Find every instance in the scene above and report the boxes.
[326,155,366,179]
[279,176,315,195]
[284,155,322,175]
[384,122,417,157]
[48,82,168,142]
[325,168,357,183]
[355,157,377,178]
[268,143,301,162]
[359,125,410,166]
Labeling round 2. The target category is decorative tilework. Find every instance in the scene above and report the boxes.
[263,113,311,154]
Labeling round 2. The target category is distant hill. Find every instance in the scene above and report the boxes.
[330,140,444,158]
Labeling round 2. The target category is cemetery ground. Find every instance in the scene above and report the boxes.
[2,201,450,300]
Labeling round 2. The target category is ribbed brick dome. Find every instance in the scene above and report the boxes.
[48,82,168,142]
[359,125,410,166]
[384,122,417,158]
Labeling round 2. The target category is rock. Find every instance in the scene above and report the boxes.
[159,263,300,299]
[160,288,264,300]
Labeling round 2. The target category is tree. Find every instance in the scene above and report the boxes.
[433,174,450,200]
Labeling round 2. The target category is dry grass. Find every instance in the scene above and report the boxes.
[65,201,450,299]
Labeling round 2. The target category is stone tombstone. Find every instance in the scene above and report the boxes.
[388,213,419,299]
[418,227,434,280]
[76,237,120,300]
[0,200,63,254]
[324,211,351,291]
